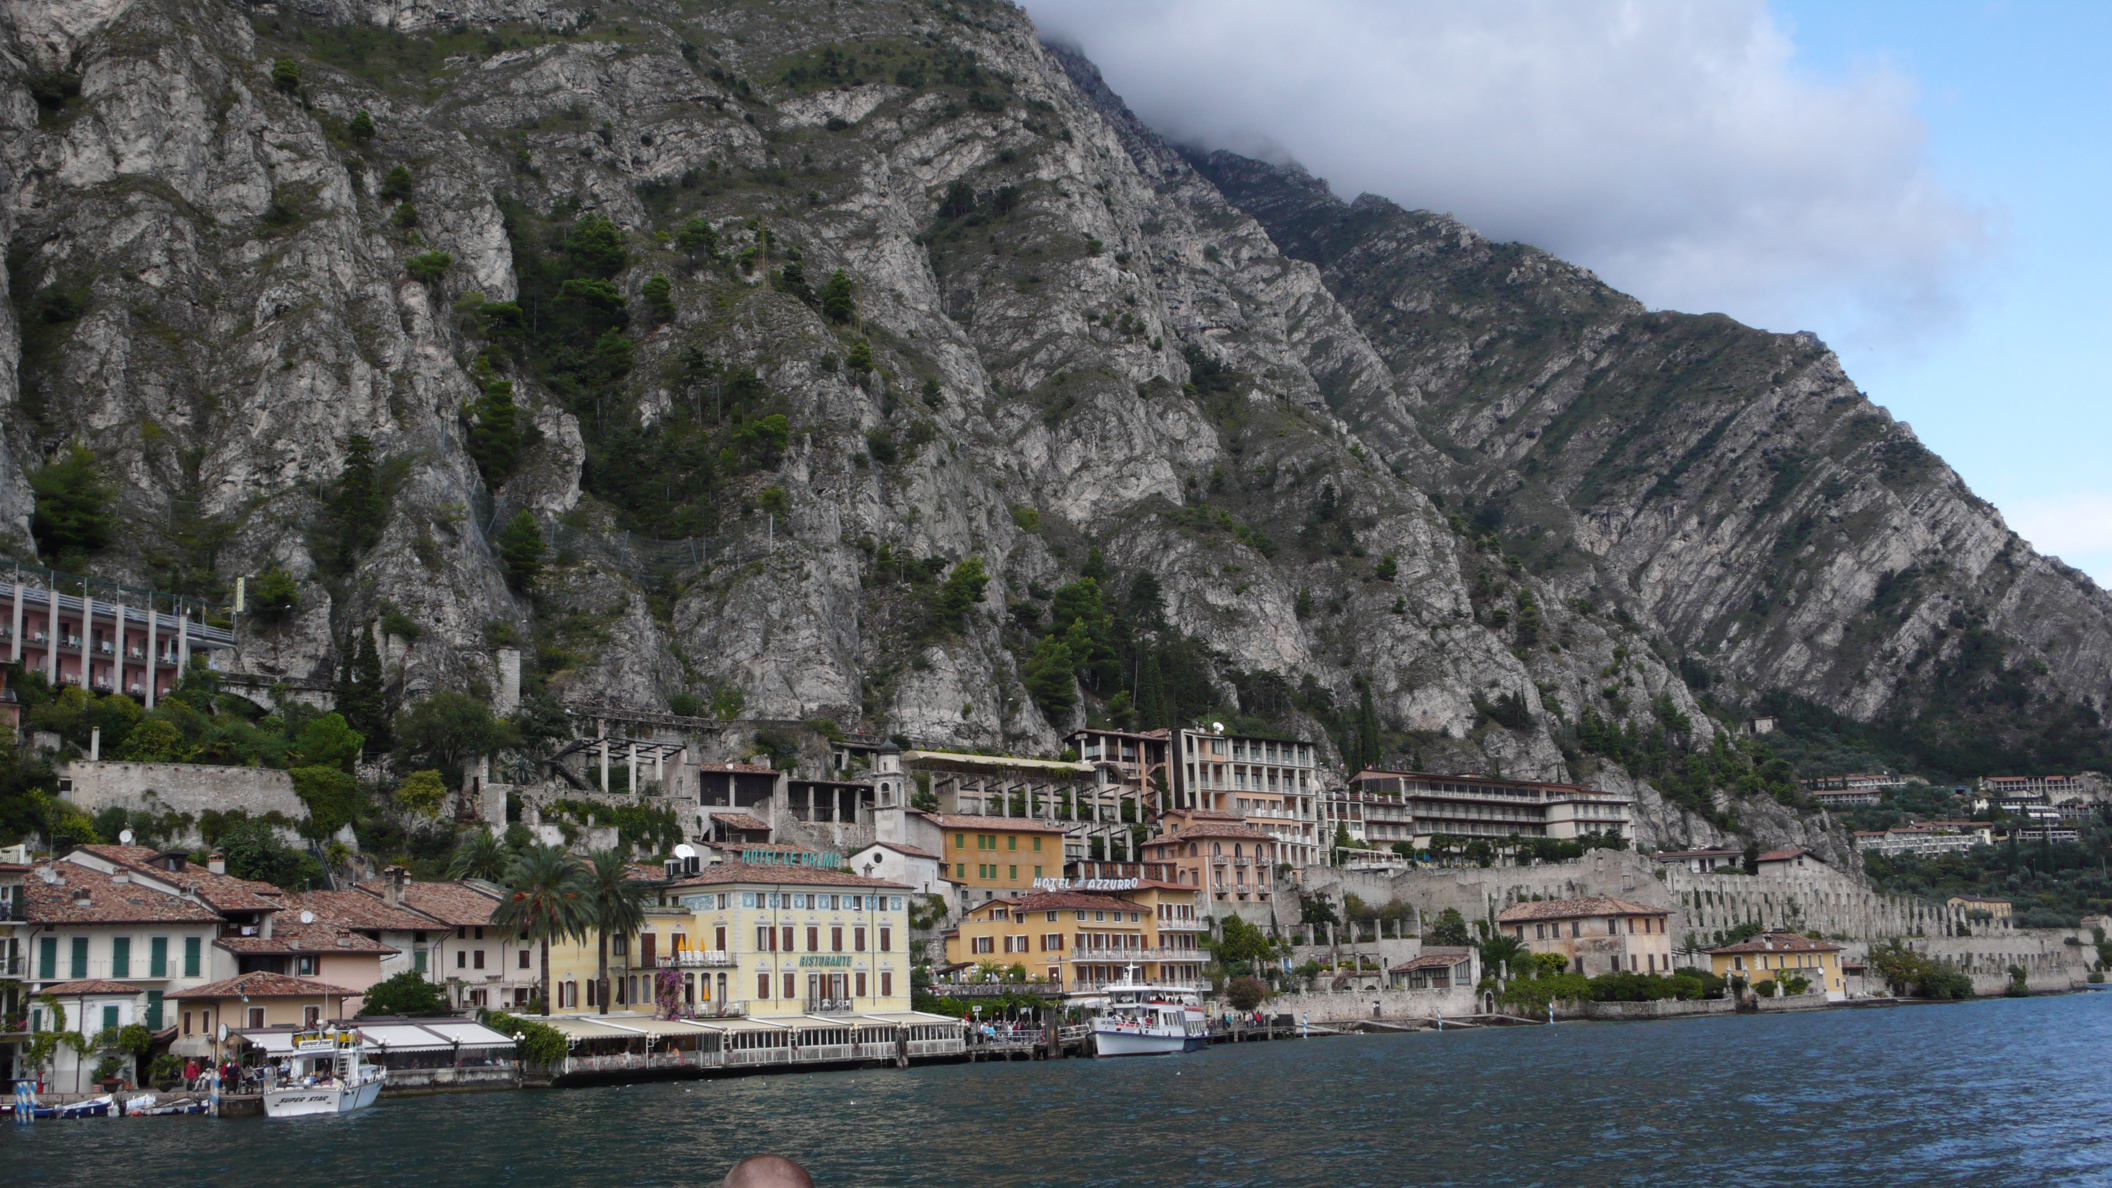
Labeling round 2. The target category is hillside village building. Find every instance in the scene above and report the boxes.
[1496,896,1675,976]
[1166,728,1324,867]
[1854,822,1994,859]
[1350,770,1634,847]
[1141,810,1280,905]
[541,861,912,1019]
[943,883,1205,991]
[1706,932,1845,1000]
[2,575,234,706]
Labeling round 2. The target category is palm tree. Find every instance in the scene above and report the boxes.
[582,847,653,1015]
[493,844,590,1014]
[448,829,512,882]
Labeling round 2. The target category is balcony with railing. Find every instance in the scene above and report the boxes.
[806,998,855,1015]
[659,949,737,968]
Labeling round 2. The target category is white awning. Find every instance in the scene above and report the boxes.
[356,1024,453,1054]
[412,1021,517,1050]
[231,1030,297,1053]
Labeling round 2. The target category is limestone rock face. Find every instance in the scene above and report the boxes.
[1195,149,2112,755]
[1,0,2098,865]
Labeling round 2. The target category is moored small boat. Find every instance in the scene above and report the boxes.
[262,1029,385,1118]
[1088,966,1208,1057]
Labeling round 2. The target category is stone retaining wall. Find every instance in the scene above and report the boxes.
[59,759,310,847]
[1266,985,1479,1024]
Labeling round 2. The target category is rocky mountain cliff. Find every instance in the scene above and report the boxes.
[1189,151,2112,777]
[0,0,2097,862]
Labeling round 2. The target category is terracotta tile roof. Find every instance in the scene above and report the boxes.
[1755,848,1816,863]
[663,861,909,890]
[1155,809,1243,822]
[974,891,1140,915]
[285,890,436,933]
[861,841,941,860]
[1652,847,1742,859]
[171,972,359,1000]
[696,761,779,774]
[708,812,774,832]
[215,925,397,955]
[1390,954,1471,973]
[1707,931,1842,955]
[930,815,1068,834]
[1495,896,1666,923]
[24,864,222,924]
[38,979,144,996]
[73,844,286,912]
[353,879,500,927]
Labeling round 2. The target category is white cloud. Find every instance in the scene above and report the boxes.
[2001,494,2112,587]
[1024,0,1994,351]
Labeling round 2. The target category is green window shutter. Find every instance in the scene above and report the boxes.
[70,936,89,979]
[955,833,965,849]
[413,949,428,974]
[184,936,201,978]
[102,1005,119,1032]
[1008,865,1017,881]
[112,936,130,979]
[39,936,57,980]
[1033,837,1042,852]
[1008,836,1017,851]
[150,937,168,978]
[146,991,164,1031]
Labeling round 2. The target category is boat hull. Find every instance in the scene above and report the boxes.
[263,1076,384,1118]
[1091,1027,1194,1057]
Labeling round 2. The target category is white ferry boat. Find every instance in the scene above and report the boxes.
[262,1029,385,1118]
[1088,968,1209,1057]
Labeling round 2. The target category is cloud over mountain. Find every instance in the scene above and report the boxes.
[1026,0,1993,350]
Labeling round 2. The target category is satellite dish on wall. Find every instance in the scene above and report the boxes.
[673,843,696,860]
[37,866,57,884]
[1211,722,1225,734]
[300,910,315,925]
[118,828,136,845]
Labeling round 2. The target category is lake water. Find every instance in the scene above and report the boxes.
[12,993,2112,1186]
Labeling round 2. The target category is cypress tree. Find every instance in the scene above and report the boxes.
[340,627,388,747]
[1354,681,1380,773]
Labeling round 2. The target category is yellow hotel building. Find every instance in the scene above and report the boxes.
[943,883,1204,991]
[541,860,913,1019]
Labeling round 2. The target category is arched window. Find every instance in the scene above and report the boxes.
[1212,843,1222,857]
[1187,843,1198,857]
[1234,843,1243,858]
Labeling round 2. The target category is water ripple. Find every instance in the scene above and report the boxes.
[11,994,2112,1186]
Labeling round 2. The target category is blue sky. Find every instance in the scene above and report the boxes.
[1776,1,2112,582]
[1028,1,2112,583]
